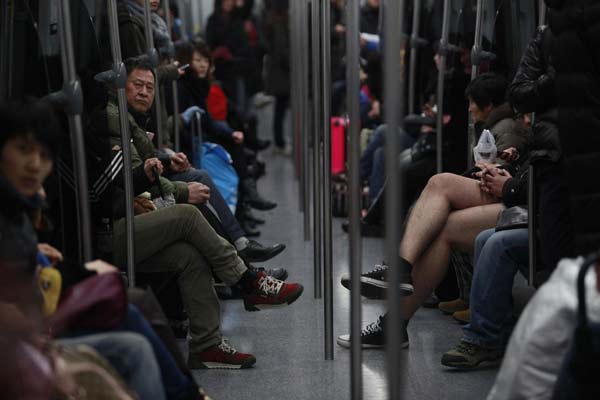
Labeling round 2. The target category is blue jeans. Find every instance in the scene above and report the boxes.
[58,331,166,400]
[360,125,416,201]
[117,305,196,400]
[167,168,245,241]
[462,228,529,349]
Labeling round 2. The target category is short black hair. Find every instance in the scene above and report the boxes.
[0,98,62,157]
[124,56,156,80]
[465,73,508,110]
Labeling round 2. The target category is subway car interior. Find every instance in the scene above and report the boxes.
[2,0,600,399]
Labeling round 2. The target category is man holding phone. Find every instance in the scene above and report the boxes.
[105,56,287,265]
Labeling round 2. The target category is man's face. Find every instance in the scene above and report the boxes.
[367,0,380,8]
[126,68,155,113]
[468,97,493,124]
[0,134,53,198]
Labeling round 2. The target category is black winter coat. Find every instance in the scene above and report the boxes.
[262,9,290,96]
[509,26,562,163]
[0,176,40,276]
[360,5,380,34]
[547,0,600,253]
[174,73,235,143]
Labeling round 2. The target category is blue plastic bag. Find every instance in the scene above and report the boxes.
[200,142,239,213]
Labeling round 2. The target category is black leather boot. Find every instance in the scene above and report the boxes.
[241,177,277,210]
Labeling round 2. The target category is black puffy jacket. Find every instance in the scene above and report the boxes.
[509,26,562,163]
[0,176,40,277]
[546,0,600,253]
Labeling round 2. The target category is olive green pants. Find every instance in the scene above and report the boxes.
[113,204,247,353]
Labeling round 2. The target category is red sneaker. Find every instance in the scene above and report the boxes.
[188,339,256,370]
[243,271,304,311]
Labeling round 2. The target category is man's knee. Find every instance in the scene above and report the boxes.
[475,229,495,253]
[427,172,454,190]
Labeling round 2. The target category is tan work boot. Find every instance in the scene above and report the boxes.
[438,298,468,315]
[452,309,471,324]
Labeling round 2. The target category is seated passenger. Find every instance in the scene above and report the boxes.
[485,256,600,400]
[172,44,276,211]
[104,56,284,264]
[338,73,530,348]
[0,99,171,399]
[441,228,528,369]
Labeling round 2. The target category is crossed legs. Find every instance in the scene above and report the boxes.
[397,173,503,319]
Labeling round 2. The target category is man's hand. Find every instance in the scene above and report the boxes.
[480,168,512,198]
[84,260,119,275]
[133,197,156,215]
[170,152,191,173]
[499,147,520,162]
[232,131,244,144]
[144,158,164,181]
[368,100,381,119]
[38,243,63,266]
[187,182,210,204]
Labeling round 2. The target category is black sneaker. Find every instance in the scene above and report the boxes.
[441,340,503,369]
[340,261,413,299]
[336,314,409,349]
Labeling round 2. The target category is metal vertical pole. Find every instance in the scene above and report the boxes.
[0,0,14,101]
[435,0,451,174]
[107,0,137,287]
[143,0,165,149]
[408,0,422,115]
[346,0,362,395]
[529,0,547,287]
[322,0,334,361]
[302,0,312,242]
[312,0,323,299]
[471,0,484,81]
[538,0,547,26]
[528,164,536,287]
[384,0,406,398]
[58,0,93,262]
[298,0,307,212]
[468,0,484,168]
[162,0,181,152]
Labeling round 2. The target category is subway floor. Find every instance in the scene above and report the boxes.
[184,152,498,399]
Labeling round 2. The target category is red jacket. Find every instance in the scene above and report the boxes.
[206,83,228,122]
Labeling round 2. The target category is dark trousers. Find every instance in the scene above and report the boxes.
[536,160,574,271]
[273,94,289,148]
[167,168,245,242]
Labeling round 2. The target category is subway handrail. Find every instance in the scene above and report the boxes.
[161,0,181,153]
[58,0,93,262]
[383,0,406,398]
[346,0,363,397]
[107,0,137,287]
[310,0,323,300]
[435,0,451,174]
[322,0,334,362]
[143,0,165,150]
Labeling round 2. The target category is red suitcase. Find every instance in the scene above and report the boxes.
[331,116,346,174]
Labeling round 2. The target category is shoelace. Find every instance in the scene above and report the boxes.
[362,316,384,336]
[456,341,478,356]
[364,264,388,278]
[257,275,284,296]
[217,339,237,355]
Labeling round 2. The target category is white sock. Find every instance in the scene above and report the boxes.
[234,237,250,251]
